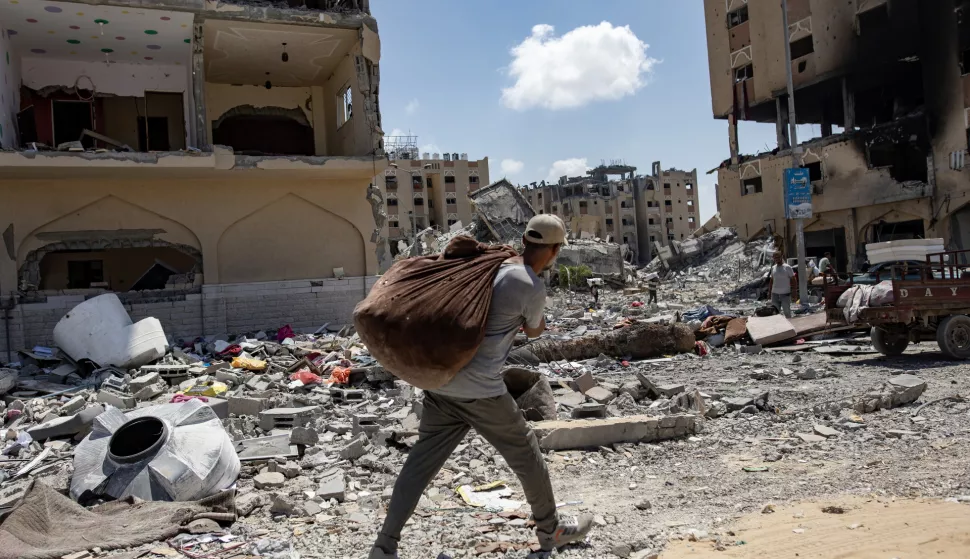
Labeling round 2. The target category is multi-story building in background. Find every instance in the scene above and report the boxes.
[704,0,970,271]
[375,135,488,255]
[0,0,386,356]
[521,161,700,264]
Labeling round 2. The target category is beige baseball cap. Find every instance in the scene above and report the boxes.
[524,214,568,245]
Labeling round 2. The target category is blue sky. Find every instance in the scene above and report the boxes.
[372,1,817,224]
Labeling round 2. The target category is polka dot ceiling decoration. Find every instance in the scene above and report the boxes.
[0,2,191,63]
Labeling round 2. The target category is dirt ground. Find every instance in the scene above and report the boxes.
[662,497,970,559]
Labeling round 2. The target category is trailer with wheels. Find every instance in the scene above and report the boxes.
[824,250,970,359]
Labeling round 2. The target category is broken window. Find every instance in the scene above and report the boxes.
[790,36,815,59]
[648,218,655,225]
[867,141,928,182]
[137,116,170,152]
[668,233,675,241]
[617,184,625,192]
[741,177,763,195]
[685,182,693,191]
[389,219,399,228]
[67,259,104,289]
[426,177,433,189]
[386,176,398,190]
[606,218,614,226]
[414,197,425,206]
[650,235,657,242]
[687,200,694,207]
[447,219,458,227]
[387,198,399,206]
[727,5,749,28]
[665,200,672,207]
[338,86,353,128]
[804,161,823,182]
[666,217,674,224]
[53,100,94,149]
[553,205,558,212]
[647,182,655,190]
[620,201,628,208]
[688,217,696,225]
[857,4,890,35]
[412,176,423,189]
[446,196,457,205]
[664,183,671,190]
[537,192,543,199]
[444,175,456,184]
[734,64,754,83]
[621,218,631,226]
[213,112,312,156]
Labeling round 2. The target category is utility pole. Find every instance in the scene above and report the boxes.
[781,0,809,307]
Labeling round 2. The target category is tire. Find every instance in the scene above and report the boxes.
[936,315,970,360]
[871,326,909,356]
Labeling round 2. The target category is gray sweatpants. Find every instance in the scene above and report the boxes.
[374,390,558,552]
[771,292,792,318]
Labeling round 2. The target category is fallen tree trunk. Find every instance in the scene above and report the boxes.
[520,322,695,363]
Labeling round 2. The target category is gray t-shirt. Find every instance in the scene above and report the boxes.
[770,263,794,294]
[431,263,546,399]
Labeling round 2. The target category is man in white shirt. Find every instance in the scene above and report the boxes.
[768,251,795,318]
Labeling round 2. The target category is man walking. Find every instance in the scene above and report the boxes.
[768,251,795,318]
[647,275,659,305]
[369,215,593,558]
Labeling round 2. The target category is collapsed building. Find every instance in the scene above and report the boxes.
[704,0,970,271]
[375,135,489,258]
[521,162,701,265]
[0,0,386,357]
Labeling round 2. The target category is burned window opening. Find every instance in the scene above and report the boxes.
[790,36,815,60]
[867,141,928,182]
[857,4,890,36]
[804,161,823,182]
[386,176,398,190]
[213,113,313,156]
[741,176,763,195]
[444,175,456,184]
[138,117,170,152]
[53,100,94,149]
[387,198,399,206]
[67,259,103,289]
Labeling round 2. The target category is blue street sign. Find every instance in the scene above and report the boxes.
[784,167,812,219]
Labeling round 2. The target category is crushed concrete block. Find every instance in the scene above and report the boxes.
[59,395,86,416]
[229,396,269,417]
[258,406,318,431]
[330,388,366,403]
[725,397,755,412]
[656,384,685,397]
[556,391,585,408]
[317,468,346,501]
[573,371,595,394]
[290,426,319,445]
[570,403,607,419]
[352,414,380,436]
[340,433,369,460]
[279,461,301,478]
[246,375,272,392]
[888,374,927,406]
[128,371,162,393]
[96,389,136,410]
[236,492,268,517]
[254,472,286,489]
[584,386,614,404]
[746,315,796,346]
[27,405,104,440]
[533,414,696,451]
[620,381,649,401]
[270,493,298,515]
[133,382,166,401]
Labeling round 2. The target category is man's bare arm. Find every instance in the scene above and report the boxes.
[523,316,546,338]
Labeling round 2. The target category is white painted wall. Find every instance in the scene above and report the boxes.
[0,27,21,149]
[20,57,191,148]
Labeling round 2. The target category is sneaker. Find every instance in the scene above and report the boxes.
[367,547,398,559]
[545,514,594,549]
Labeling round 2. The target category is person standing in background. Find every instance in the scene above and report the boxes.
[768,251,795,318]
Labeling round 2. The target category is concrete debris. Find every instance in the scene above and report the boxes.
[533,414,698,451]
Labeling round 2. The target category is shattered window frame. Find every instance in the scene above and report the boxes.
[444,175,456,184]
[734,64,754,83]
[385,176,398,190]
[727,5,749,28]
[789,36,815,60]
[741,176,763,196]
[337,85,353,128]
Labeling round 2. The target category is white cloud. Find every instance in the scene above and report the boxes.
[388,128,405,138]
[405,99,420,115]
[500,159,525,175]
[501,22,658,111]
[546,158,590,183]
[420,143,441,156]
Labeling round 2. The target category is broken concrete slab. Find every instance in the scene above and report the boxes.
[656,384,685,398]
[129,371,162,393]
[746,315,797,346]
[317,468,346,501]
[290,426,319,445]
[533,414,696,451]
[254,471,286,489]
[339,433,369,460]
[813,424,840,438]
[133,382,166,401]
[27,405,104,440]
[229,395,269,417]
[96,389,136,410]
[573,371,595,394]
[556,391,586,408]
[796,433,827,443]
[584,386,614,405]
[888,375,927,406]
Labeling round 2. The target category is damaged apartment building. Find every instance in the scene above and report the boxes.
[704,0,970,271]
[373,134,489,257]
[0,0,387,357]
[521,162,701,264]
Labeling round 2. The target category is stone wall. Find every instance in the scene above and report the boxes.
[0,276,378,358]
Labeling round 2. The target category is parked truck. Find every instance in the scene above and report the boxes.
[825,250,970,359]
